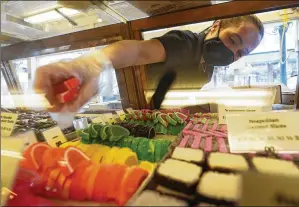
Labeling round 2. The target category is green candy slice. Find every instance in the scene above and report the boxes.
[108,125,130,142]
[100,125,111,140]
[122,136,133,148]
[166,113,177,126]
[173,112,187,124]
[154,123,163,133]
[146,113,152,120]
[152,111,160,124]
[130,138,141,153]
[157,113,168,127]
[161,140,171,159]
[148,140,155,162]
[170,123,186,136]
[80,128,90,141]
[154,140,162,162]
[136,138,150,161]
[90,124,103,139]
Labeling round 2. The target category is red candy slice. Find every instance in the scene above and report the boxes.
[53,77,80,94]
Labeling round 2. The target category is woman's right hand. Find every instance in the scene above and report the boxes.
[33,50,112,112]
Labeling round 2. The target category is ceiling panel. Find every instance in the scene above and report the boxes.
[2,1,60,18]
[109,1,148,21]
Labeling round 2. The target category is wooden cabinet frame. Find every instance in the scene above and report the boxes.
[1,1,299,110]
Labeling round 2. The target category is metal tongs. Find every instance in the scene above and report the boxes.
[149,70,177,110]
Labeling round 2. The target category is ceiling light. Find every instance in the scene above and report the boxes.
[58,8,80,16]
[24,8,80,24]
[97,18,103,23]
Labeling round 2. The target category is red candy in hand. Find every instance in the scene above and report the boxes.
[53,77,80,103]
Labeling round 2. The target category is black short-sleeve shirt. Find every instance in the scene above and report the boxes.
[146,30,214,90]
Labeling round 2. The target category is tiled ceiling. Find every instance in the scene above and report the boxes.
[1,0,217,46]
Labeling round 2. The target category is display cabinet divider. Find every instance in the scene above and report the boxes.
[130,1,299,31]
[2,1,299,110]
[1,23,128,61]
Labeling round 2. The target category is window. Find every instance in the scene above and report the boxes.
[11,58,29,93]
[36,47,121,108]
[212,19,299,92]
[7,47,121,110]
[142,11,299,93]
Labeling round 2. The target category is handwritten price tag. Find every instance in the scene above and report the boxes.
[42,126,67,147]
[1,113,18,137]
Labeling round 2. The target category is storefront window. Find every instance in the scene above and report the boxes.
[0,70,15,108]
[11,58,29,93]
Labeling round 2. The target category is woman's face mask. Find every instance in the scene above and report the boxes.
[202,25,235,66]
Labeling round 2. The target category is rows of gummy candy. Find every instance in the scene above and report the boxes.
[179,115,299,161]
[179,117,229,153]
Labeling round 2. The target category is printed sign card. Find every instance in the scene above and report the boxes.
[218,104,272,124]
[91,116,106,124]
[42,126,67,147]
[103,113,116,124]
[1,113,18,137]
[226,112,299,153]
[115,110,126,121]
[126,108,134,114]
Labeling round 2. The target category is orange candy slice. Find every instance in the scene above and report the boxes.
[92,164,112,202]
[61,147,90,176]
[117,167,149,206]
[106,164,127,201]
[84,164,101,200]
[23,143,51,171]
[69,161,91,201]
[61,178,72,200]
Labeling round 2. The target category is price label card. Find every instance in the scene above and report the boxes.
[115,110,126,121]
[226,112,299,153]
[218,104,272,124]
[42,126,67,147]
[240,171,299,206]
[126,108,134,114]
[103,113,116,124]
[91,116,106,124]
[1,112,18,137]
